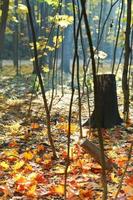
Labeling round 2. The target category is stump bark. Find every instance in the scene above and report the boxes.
[83,74,123,128]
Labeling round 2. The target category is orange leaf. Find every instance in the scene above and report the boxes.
[124,185,133,196]
[31,123,39,129]
[36,174,48,183]
[37,144,45,152]
[127,196,133,200]
[90,166,102,174]
[43,159,52,169]
[62,150,67,159]
[117,157,127,167]
[8,140,18,147]
[126,175,133,187]
[125,119,132,128]
[79,188,94,199]
[14,175,26,184]
[16,184,27,192]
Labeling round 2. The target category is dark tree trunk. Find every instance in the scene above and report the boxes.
[0,0,9,51]
[83,74,123,128]
[0,0,9,68]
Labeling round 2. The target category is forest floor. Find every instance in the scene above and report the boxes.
[0,66,133,200]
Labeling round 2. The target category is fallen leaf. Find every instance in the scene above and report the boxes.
[116,156,128,167]
[53,165,65,174]
[23,151,34,160]
[13,160,25,170]
[35,174,48,183]
[90,166,102,174]
[14,174,26,184]
[111,172,119,183]
[26,184,37,197]
[16,184,27,193]
[0,161,9,170]
[125,175,133,187]
[56,123,78,134]
[27,172,37,181]
[124,185,133,196]
[51,184,64,195]
[8,140,18,147]
[0,185,11,199]
[37,144,45,152]
[23,164,33,173]
[79,188,94,199]
[31,123,40,129]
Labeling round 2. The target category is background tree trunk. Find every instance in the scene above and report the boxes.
[0,0,9,68]
[61,0,73,74]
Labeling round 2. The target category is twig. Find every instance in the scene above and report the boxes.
[114,142,133,200]
[112,0,124,74]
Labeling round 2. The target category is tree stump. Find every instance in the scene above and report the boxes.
[83,74,123,128]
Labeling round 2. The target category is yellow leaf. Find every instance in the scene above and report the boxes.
[23,151,34,160]
[5,149,18,157]
[54,165,65,174]
[54,185,64,195]
[13,160,25,170]
[42,65,49,73]
[111,172,119,183]
[54,165,71,174]
[0,161,9,170]
[26,185,37,197]
[36,157,41,163]
[27,172,37,181]
[56,123,78,134]
[18,4,28,14]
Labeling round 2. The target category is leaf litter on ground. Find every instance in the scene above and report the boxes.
[0,73,132,199]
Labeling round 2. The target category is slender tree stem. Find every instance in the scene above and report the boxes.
[114,142,133,199]
[112,0,124,74]
[81,1,108,199]
[122,0,132,122]
[26,0,57,158]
